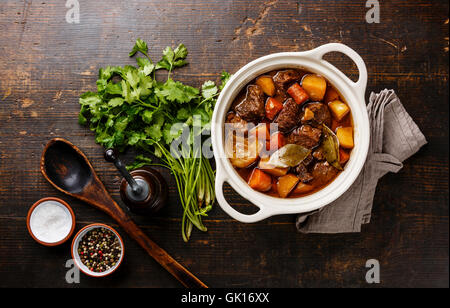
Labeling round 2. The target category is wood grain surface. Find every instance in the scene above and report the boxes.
[0,0,448,288]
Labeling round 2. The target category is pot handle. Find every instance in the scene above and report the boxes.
[310,43,368,99]
[215,165,272,223]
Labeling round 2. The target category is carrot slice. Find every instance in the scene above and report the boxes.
[268,131,285,152]
[248,168,273,192]
[271,178,278,194]
[287,83,309,105]
[265,97,283,120]
[339,148,350,165]
[331,119,340,132]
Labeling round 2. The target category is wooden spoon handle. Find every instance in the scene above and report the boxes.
[118,216,207,288]
[91,187,207,288]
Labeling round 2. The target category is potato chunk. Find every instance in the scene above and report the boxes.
[328,100,350,121]
[277,174,300,198]
[336,127,354,149]
[249,123,270,141]
[256,76,276,97]
[302,107,315,122]
[292,182,315,195]
[301,74,327,101]
[225,133,263,168]
[324,87,340,103]
[258,157,289,177]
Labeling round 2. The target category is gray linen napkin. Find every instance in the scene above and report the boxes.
[296,89,427,233]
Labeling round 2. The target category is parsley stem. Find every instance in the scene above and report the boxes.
[197,92,220,108]
[142,51,153,65]
[137,99,158,109]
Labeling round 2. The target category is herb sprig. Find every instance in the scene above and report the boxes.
[79,38,230,242]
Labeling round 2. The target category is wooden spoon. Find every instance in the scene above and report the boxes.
[41,138,207,288]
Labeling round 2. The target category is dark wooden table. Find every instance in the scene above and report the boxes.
[0,0,448,288]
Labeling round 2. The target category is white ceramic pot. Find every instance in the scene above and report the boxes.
[211,43,370,223]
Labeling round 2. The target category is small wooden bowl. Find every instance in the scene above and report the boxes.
[26,197,76,247]
[71,223,125,278]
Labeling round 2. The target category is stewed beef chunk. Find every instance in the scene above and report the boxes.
[311,161,338,187]
[274,98,301,133]
[273,70,301,90]
[302,153,314,166]
[312,147,326,161]
[302,102,332,127]
[235,85,265,121]
[295,164,314,183]
[287,125,322,149]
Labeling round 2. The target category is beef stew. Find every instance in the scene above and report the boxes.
[225,68,354,199]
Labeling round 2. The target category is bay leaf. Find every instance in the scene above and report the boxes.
[268,144,311,168]
[321,124,343,170]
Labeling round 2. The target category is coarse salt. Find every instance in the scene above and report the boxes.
[30,201,72,243]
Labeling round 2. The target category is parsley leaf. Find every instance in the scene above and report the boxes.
[145,124,163,141]
[108,97,125,107]
[176,107,191,120]
[219,71,232,90]
[105,82,123,95]
[201,81,218,100]
[136,57,155,76]
[174,44,188,59]
[79,92,102,108]
[156,44,188,72]
[156,79,199,104]
[129,38,148,57]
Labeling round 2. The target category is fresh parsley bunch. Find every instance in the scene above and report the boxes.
[79,39,230,242]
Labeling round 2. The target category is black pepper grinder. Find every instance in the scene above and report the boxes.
[104,149,168,215]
